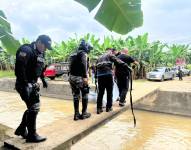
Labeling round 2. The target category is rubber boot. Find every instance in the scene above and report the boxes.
[74,99,81,121]
[97,108,103,114]
[26,111,46,143]
[80,98,91,119]
[15,110,28,139]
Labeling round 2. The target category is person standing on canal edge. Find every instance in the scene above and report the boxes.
[95,48,131,114]
[115,48,139,107]
[68,39,93,121]
[15,35,52,143]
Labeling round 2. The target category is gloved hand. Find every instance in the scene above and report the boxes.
[32,83,40,91]
[42,78,48,88]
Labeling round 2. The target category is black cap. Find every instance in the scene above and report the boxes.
[36,35,53,50]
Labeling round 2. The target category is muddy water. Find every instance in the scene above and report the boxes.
[72,110,191,150]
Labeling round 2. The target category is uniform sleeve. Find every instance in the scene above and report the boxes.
[95,60,98,79]
[80,52,88,78]
[127,56,135,64]
[109,54,125,66]
[15,47,32,86]
[40,64,47,80]
[110,54,131,73]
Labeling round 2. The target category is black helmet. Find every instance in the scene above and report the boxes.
[78,39,93,53]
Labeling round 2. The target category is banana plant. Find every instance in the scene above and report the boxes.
[167,44,189,65]
[74,0,143,34]
[0,10,20,55]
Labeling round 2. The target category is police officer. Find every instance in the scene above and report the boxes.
[95,48,130,114]
[14,35,52,143]
[115,48,139,107]
[68,39,93,121]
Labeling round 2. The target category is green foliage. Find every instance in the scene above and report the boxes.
[0,70,14,78]
[186,64,191,70]
[0,10,20,55]
[75,0,143,34]
[0,32,190,73]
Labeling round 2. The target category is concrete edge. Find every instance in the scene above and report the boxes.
[134,108,191,118]
[54,106,130,150]
[134,88,160,106]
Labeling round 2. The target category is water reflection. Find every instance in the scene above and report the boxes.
[72,110,191,150]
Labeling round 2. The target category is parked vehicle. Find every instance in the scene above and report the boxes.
[172,66,190,76]
[44,62,69,80]
[146,67,176,81]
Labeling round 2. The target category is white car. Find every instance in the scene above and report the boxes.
[146,67,176,81]
[172,66,191,76]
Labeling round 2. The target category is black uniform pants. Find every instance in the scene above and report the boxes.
[15,83,40,134]
[97,74,113,109]
[116,75,129,103]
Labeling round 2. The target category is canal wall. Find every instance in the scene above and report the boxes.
[0,78,95,100]
[134,89,191,117]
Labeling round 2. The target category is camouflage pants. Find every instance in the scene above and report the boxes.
[69,75,89,114]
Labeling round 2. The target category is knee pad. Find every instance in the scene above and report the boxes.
[28,103,40,113]
[73,94,80,100]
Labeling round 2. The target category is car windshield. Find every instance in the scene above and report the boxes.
[153,68,164,72]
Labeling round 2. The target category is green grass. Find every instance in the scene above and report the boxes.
[0,70,15,78]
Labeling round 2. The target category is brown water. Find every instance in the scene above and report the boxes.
[72,110,191,150]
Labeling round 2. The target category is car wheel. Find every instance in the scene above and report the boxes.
[49,77,55,80]
[160,76,164,82]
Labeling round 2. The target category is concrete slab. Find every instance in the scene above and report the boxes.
[134,89,191,117]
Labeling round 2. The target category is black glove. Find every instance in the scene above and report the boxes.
[32,83,40,91]
[42,78,48,88]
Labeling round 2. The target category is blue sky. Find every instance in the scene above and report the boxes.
[0,0,191,44]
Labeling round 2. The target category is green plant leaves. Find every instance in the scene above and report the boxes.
[0,10,20,55]
[75,0,143,34]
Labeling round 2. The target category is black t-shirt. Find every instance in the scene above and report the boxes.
[115,54,135,77]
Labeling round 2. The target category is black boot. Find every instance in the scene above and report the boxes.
[97,108,103,114]
[74,99,80,121]
[26,111,46,143]
[106,107,113,112]
[15,110,28,139]
[80,98,91,119]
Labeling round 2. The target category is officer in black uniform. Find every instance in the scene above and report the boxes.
[14,35,52,143]
[68,39,93,121]
[95,48,130,114]
[115,48,138,107]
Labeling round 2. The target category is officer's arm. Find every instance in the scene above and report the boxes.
[81,52,88,78]
[95,60,98,82]
[16,48,31,86]
[110,54,125,66]
[40,65,48,88]
[110,55,132,72]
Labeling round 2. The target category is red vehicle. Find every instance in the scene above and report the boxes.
[44,62,69,80]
